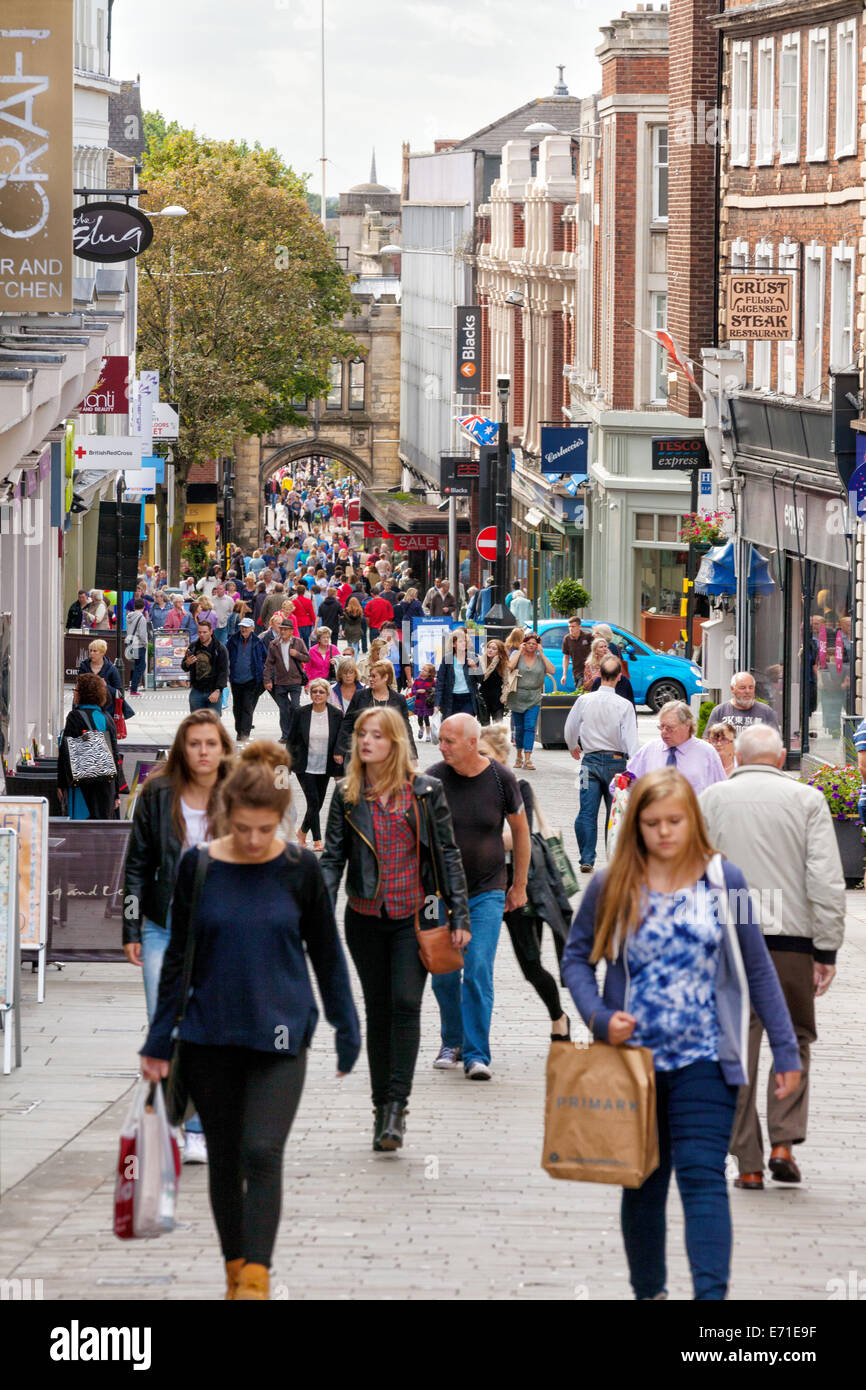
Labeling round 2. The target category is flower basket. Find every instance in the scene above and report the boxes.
[803,764,863,882]
[678,511,731,547]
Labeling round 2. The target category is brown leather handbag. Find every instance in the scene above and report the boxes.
[411,796,466,975]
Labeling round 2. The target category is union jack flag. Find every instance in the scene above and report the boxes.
[458,415,499,446]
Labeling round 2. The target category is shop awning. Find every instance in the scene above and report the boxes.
[695,540,775,595]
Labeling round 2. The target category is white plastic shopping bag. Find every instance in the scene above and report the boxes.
[429,710,442,744]
[114,1079,180,1239]
[606,774,632,861]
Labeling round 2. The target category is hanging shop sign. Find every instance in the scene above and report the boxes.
[152,401,179,439]
[0,5,74,312]
[441,455,480,497]
[651,437,709,470]
[539,427,589,480]
[73,201,153,263]
[393,534,444,551]
[726,274,794,341]
[455,307,482,392]
[77,356,130,415]
[71,437,144,471]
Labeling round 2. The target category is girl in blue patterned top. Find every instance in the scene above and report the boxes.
[563,768,800,1301]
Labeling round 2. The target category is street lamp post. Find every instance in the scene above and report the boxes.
[484,374,517,642]
[149,205,188,578]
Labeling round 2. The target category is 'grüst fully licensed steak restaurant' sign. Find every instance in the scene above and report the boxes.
[726,274,794,341]
[0,3,74,312]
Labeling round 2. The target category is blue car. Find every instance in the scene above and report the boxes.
[537,619,705,712]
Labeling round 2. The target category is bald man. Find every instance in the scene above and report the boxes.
[427,714,530,1079]
[700,723,844,1189]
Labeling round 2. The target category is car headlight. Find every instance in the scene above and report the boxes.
[690,665,701,676]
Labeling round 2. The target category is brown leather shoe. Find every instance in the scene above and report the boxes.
[769,1144,801,1183]
[734,1171,764,1190]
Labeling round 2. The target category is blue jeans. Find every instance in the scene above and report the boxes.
[214,626,228,646]
[189,688,218,712]
[129,650,146,693]
[431,890,505,1068]
[510,704,541,753]
[574,751,628,866]
[621,1060,737,1300]
[140,914,203,1134]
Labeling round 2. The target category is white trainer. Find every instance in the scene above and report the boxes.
[182,1130,208,1164]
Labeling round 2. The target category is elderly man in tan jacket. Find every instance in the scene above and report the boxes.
[700,724,845,1189]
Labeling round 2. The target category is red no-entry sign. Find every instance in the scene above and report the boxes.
[476,526,511,561]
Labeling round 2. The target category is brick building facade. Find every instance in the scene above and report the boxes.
[700,0,865,764]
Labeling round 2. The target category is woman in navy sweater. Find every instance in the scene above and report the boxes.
[562,767,800,1301]
[140,741,360,1301]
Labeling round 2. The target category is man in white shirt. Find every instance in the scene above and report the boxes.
[564,657,640,871]
[508,584,533,626]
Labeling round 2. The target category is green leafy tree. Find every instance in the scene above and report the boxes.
[137,115,358,575]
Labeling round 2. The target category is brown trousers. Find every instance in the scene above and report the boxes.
[730,947,817,1174]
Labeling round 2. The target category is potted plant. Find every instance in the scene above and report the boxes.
[678,510,731,554]
[803,764,864,881]
[548,579,590,617]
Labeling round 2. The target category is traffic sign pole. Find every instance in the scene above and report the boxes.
[485,384,517,641]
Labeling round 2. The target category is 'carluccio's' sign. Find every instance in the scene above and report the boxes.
[0,3,74,312]
[73,201,154,263]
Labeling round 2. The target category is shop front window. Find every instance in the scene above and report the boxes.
[748,546,786,731]
[636,546,688,650]
[808,563,852,762]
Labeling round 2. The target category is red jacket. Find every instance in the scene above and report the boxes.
[365,595,393,629]
[292,593,316,628]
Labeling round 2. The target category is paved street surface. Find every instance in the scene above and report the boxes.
[1,691,864,1300]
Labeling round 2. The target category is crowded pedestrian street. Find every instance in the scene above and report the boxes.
[3,0,866,1357]
[2,693,864,1303]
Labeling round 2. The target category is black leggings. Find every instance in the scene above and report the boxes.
[299,772,330,840]
[504,910,564,1022]
[180,1042,307,1266]
[344,906,427,1106]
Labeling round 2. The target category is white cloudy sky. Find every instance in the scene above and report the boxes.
[111,0,616,195]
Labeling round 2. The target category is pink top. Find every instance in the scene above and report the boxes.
[307,644,340,681]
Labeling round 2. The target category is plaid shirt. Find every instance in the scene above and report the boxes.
[348,783,427,920]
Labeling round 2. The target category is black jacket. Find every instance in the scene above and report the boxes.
[66,600,84,630]
[77,654,129,715]
[287,702,344,777]
[182,636,229,693]
[56,705,124,819]
[122,777,187,943]
[317,597,343,635]
[320,774,470,934]
[337,687,417,760]
[434,657,479,717]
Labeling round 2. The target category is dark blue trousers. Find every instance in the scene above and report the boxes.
[621,1059,738,1300]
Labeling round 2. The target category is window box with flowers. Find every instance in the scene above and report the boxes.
[678,511,731,555]
[803,764,864,882]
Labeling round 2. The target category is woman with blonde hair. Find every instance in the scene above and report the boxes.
[504,626,524,656]
[338,659,416,759]
[321,707,470,1152]
[704,721,736,776]
[330,655,363,713]
[196,594,218,631]
[582,635,609,691]
[140,741,360,1300]
[561,767,800,1301]
[479,638,511,724]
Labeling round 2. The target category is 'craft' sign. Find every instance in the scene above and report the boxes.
[726,274,794,341]
[0,4,74,311]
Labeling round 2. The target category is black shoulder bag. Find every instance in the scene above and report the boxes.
[165,846,211,1126]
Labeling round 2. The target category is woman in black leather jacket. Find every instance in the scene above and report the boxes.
[122,710,233,1011]
[321,704,469,1154]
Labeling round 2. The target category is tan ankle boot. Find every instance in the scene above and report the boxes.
[225,1258,245,1300]
[235,1263,270,1300]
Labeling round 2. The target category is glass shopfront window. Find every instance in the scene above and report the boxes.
[748,545,852,762]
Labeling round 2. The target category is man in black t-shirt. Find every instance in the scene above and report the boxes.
[428,714,530,1080]
[561,615,592,688]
